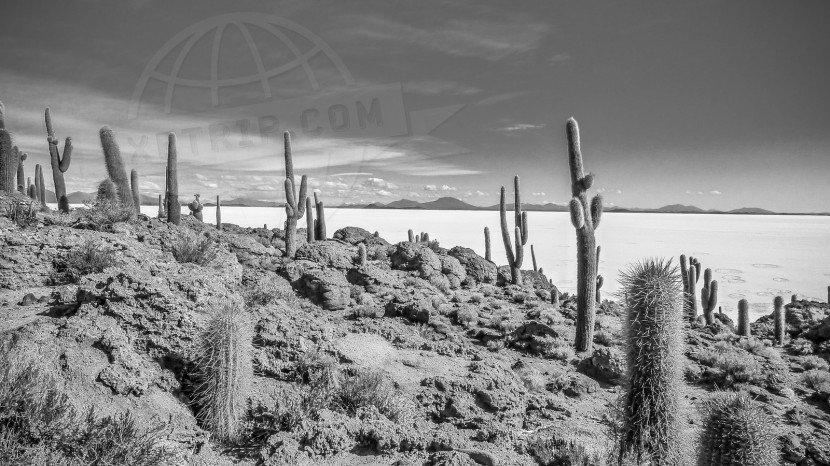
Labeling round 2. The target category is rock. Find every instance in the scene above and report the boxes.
[19,292,38,306]
[346,264,402,289]
[296,268,350,310]
[294,241,355,269]
[579,346,625,385]
[390,242,441,278]
[447,246,497,284]
[806,315,830,342]
[562,373,600,398]
[455,448,499,466]
[438,254,467,288]
[807,437,830,465]
[332,226,389,246]
[781,433,806,462]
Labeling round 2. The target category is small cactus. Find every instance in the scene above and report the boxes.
[422,232,429,242]
[16,152,26,194]
[551,287,560,308]
[499,175,528,286]
[165,133,180,225]
[737,299,750,336]
[188,194,203,221]
[192,299,253,441]
[484,226,491,262]
[96,179,118,204]
[130,169,141,216]
[531,244,538,272]
[45,108,73,213]
[35,164,46,208]
[358,243,367,266]
[27,179,36,200]
[773,296,785,346]
[99,126,133,209]
[596,275,604,304]
[157,194,165,218]
[408,229,414,242]
[617,258,684,464]
[215,195,222,230]
[0,129,12,194]
[701,277,719,325]
[314,191,326,240]
[305,197,314,241]
[698,391,779,466]
[791,294,797,303]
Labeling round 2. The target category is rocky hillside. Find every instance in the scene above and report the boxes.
[1,193,829,465]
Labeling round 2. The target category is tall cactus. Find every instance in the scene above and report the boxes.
[45,108,73,213]
[737,299,750,336]
[358,243,367,266]
[531,244,538,272]
[35,164,46,208]
[282,132,307,258]
[0,129,12,194]
[314,191,326,240]
[130,169,141,216]
[99,126,133,209]
[680,256,702,321]
[165,133,180,225]
[157,194,165,218]
[192,299,253,441]
[408,229,415,242]
[484,226,491,262]
[306,197,315,241]
[701,273,719,325]
[16,152,26,193]
[698,391,779,466]
[567,118,602,352]
[499,175,528,285]
[773,296,785,346]
[216,195,222,230]
[617,258,684,464]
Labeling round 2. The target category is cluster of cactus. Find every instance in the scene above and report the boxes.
[165,133,180,225]
[45,108,73,213]
[192,299,253,441]
[500,175,528,286]
[617,258,685,464]
[698,391,780,465]
[282,132,308,258]
[407,229,431,243]
[306,191,327,241]
[737,299,750,336]
[700,269,719,325]
[566,118,602,352]
[484,226,492,262]
[773,296,785,346]
[680,255,702,321]
[0,103,29,198]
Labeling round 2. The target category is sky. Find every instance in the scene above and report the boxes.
[1,0,829,212]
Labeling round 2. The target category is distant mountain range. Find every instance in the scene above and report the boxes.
[56,192,827,215]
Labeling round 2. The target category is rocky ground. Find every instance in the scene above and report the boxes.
[1,192,829,465]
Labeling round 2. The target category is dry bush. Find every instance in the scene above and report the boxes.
[469,293,484,305]
[791,338,815,355]
[172,232,218,265]
[455,308,478,328]
[802,356,830,371]
[735,337,780,361]
[61,238,117,282]
[480,284,498,297]
[517,367,546,392]
[336,368,413,424]
[695,342,763,387]
[802,369,830,391]
[1,200,38,228]
[76,201,135,231]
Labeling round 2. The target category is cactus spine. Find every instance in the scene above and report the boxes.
[99,126,133,209]
[773,296,785,346]
[701,270,718,325]
[45,108,72,213]
[130,169,141,216]
[358,243,367,266]
[216,196,222,230]
[499,175,528,286]
[566,118,602,352]
[617,258,684,464]
[165,133,180,225]
[484,226,491,262]
[698,391,779,466]
[531,244,538,272]
[192,299,253,441]
[314,191,326,240]
[282,132,307,258]
[737,299,750,336]
[306,196,315,242]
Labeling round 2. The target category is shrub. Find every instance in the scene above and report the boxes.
[802,356,830,371]
[525,430,608,466]
[242,278,299,309]
[429,274,452,295]
[696,342,763,387]
[75,200,135,231]
[336,368,412,423]
[791,338,815,355]
[594,331,614,346]
[517,367,546,392]
[735,337,780,361]
[802,369,830,391]
[172,232,218,265]
[469,293,484,304]
[456,308,478,328]
[61,238,117,282]
[480,284,498,297]
[512,291,530,304]
[1,200,37,228]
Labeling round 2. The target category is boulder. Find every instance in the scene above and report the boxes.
[296,268,350,310]
[390,242,441,278]
[447,246,497,284]
[295,241,355,269]
[333,226,390,246]
[438,254,467,288]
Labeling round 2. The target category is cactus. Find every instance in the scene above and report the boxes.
[27,178,36,200]
[281,132,308,258]
[99,126,133,209]
[16,152,26,193]
[36,164,46,208]
[698,391,779,466]
[791,294,797,303]
[596,275,604,304]
[130,169,141,216]
[157,194,165,218]
[531,244,538,272]
[96,179,118,204]
[773,296,785,346]
[45,108,73,213]
[358,243,367,266]
[551,287,560,308]
[737,299,750,336]
[484,227,491,262]
[566,118,602,352]
[192,299,253,441]
[701,275,719,325]
[165,133,180,225]
[305,197,314,241]
[188,194,203,221]
[0,129,12,194]
[215,195,222,230]
[681,256,701,321]
[617,258,684,464]
[422,232,429,242]
[408,229,415,242]
[314,191,326,240]
[499,175,528,286]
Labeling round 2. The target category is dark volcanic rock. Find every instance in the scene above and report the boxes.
[333,226,390,246]
[295,241,355,269]
[390,242,441,278]
[447,246,497,284]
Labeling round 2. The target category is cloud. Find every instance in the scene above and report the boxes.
[615,189,623,194]
[423,184,437,191]
[363,177,398,189]
[475,190,487,196]
[404,80,482,96]
[497,123,546,133]
[532,192,546,196]
[596,188,607,193]
[440,185,457,191]
[709,190,722,195]
[376,190,394,197]
[549,52,571,65]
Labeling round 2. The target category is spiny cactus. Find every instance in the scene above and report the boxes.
[680,255,702,321]
[358,243,367,266]
[96,179,118,204]
[499,175,528,286]
[45,108,73,213]
[566,118,602,352]
[0,129,12,194]
[314,191,326,240]
[215,195,222,230]
[701,274,719,325]
[737,299,750,336]
[617,258,684,464]
[531,244,538,272]
[130,169,140,216]
[157,194,165,218]
[698,391,779,466]
[305,197,315,241]
[282,132,307,258]
[99,126,133,209]
[16,152,25,193]
[773,296,785,346]
[165,133,180,225]
[484,226,491,262]
[192,299,253,441]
